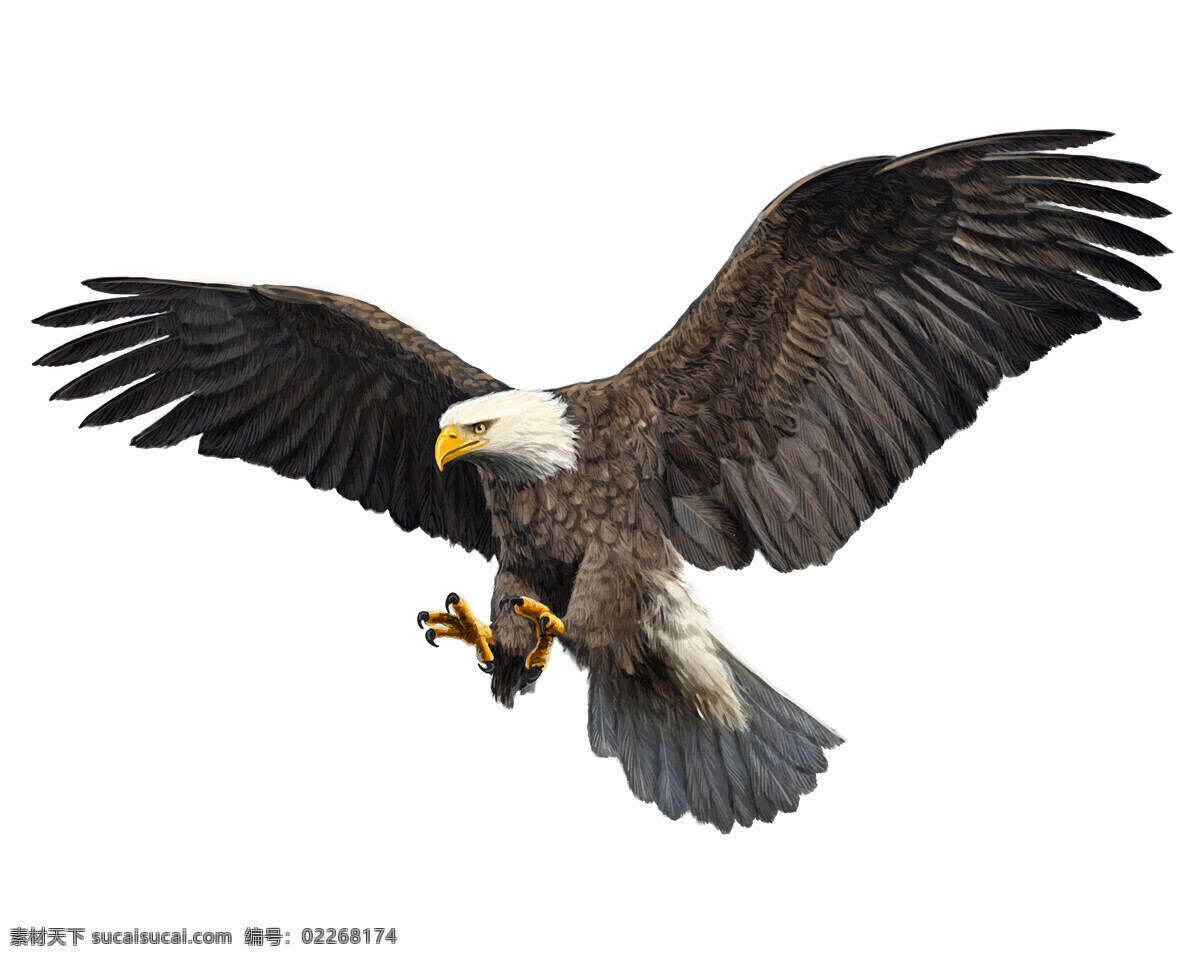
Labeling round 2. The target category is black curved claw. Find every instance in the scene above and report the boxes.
[446,592,460,608]
[498,595,523,610]
[425,628,439,648]
[478,660,496,675]
[538,616,550,632]
[417,611,429,627]
[518,665,543,689]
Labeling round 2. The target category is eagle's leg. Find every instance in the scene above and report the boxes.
[417,593,496,672]
[499,596,565,686]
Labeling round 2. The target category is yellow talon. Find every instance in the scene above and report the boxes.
[502,596,565,673]
[419,592,494,664]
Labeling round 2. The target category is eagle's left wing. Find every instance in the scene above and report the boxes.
[607,130,1169,572]
[34,278,506,557]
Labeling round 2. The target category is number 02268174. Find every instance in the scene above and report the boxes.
[301,928,397,945]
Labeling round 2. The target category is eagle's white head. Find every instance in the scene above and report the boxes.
[436,389,579,483]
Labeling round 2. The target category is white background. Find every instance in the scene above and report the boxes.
[2,2,1195,958]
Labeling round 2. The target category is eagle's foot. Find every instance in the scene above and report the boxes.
[417,592,495,672]
[499,595,565,688]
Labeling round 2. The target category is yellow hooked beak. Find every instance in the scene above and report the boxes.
[435,425,487,471]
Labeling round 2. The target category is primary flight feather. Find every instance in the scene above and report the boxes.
[33,129,1169,831]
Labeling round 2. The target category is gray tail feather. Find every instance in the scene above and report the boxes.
[587,647,842,832]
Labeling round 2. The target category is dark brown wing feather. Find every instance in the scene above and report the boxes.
[608,130,1169,572]
[34,279,506,557]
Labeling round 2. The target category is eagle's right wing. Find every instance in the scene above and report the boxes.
[609,130,1168,572]
[34,278,506,557]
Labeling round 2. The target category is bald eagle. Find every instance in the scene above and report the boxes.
[33,129,1168,832]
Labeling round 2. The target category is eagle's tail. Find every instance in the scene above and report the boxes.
[587,646,842,832]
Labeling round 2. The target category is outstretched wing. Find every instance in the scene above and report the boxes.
[34,278,506,557]
[611,130,1169,572]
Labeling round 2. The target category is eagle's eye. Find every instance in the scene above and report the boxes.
[472,421,488,435]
